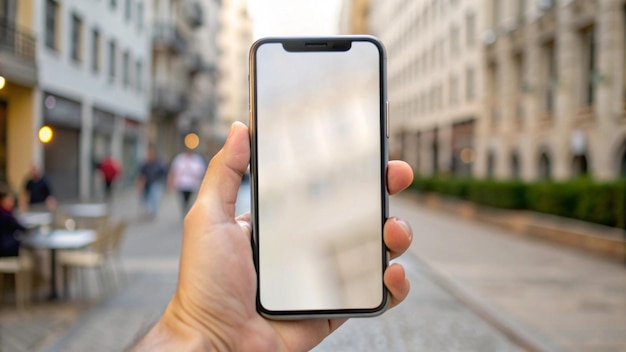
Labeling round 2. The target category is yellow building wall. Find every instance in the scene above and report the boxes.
[0,82,35,193]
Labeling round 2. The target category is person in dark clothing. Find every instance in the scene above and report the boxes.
[0,186,26,257]
[19,165,56,212]
[136,148,168,219]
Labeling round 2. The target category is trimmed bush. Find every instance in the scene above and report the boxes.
[411,176,626,228]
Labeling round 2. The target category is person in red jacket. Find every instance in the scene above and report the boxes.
[98,154,122,200]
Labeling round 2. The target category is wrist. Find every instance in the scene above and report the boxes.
[132,302,215,351]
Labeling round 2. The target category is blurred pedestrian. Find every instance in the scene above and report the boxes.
[0,185,26,257]
[98,153,122,200]
[136,148,167,219]
[168,148,206,216]
[19,165,56,212]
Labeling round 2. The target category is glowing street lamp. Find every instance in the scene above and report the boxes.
[184,133,200,150]
[39,126,53,143]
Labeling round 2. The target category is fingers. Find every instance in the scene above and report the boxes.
[384,217,412,260]
[384,263,410,309]
[196,122,250,223]
[387,161,414,195]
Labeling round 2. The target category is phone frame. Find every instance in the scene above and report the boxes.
[248,35,390,319]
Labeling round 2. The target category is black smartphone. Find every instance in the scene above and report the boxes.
[249,36,389,319]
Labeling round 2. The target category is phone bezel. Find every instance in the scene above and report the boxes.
[248,35,390,319]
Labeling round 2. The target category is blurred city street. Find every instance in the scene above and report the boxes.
[1,183,624,351]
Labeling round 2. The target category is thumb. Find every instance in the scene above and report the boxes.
[197,121,250,223]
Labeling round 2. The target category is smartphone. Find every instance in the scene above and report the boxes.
[249,36,389,319]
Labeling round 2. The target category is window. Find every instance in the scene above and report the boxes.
[466,12,475,48]
[70,13,83,62]
[135,60,143,92]
[466,67,475,101]
[488,63,500,125]
[510,151,520,179]
[486,151,495,179]
[538,152,551,180]
[513,54,524,122]
[579,25,596,107]
[136,1,144,31]
[108,40,117,81]
[45,0,59,50]
[450,25,459,54]
[543,40,557,114]
[517,0,526,23]
[490,0,500,28]
[91,29,101,72]
[122,50,130,87]
[449,74,458,104]
[125,0,132,22]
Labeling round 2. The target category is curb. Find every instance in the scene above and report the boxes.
[414,192,626,262]
[412,255,564,352]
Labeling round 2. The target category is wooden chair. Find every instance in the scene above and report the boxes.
[0,249,35,309]
[58,222,113,299]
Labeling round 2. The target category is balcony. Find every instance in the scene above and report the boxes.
[151,85,189,116]
[152,22,187,54]
[0,17,36,86]
[185,0,204,29]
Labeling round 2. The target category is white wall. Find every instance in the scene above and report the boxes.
[34,0,152,120]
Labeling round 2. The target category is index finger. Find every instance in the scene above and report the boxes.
[387,160,413,195]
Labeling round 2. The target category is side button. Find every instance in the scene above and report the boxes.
[385,101,390,138]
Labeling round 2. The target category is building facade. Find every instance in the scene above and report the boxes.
[366,0,626,181]
[216,0,252,143]
[0,0,38,193]
[33,0,152,201]
[149,0,224,161]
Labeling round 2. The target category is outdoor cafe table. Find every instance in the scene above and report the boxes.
[20,229,97,300]
[60,203,109,230]
[62,203,108,218]
[16,211,53,230]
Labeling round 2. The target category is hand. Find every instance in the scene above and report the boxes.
[133,122,414,351]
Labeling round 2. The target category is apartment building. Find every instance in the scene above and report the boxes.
[368,0,484,178]
[0,0,37,193]
[482,0,626,180]
[30,0,152,200]
[366,0,626,181]
[216,0,252,141]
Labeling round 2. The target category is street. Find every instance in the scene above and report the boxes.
[1,183,624,351]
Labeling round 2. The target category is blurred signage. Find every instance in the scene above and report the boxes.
[93,108,115,135]
[43,93,81,129]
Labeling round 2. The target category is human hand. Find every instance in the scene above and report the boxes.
[133,122,414,351]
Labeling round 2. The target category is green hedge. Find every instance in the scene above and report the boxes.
[411,177,626,228]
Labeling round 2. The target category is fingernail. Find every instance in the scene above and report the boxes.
[395,218,412,241]
[237,220,252,236]
[228,122,237,139]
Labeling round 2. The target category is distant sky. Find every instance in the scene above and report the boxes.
[247,0,342,39]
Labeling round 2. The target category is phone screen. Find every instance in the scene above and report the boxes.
[251,37,388,316]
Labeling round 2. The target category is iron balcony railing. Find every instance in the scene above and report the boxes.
[0,17,35,61]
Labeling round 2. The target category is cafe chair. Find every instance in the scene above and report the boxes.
[58,223,114,299]
[106,220,128,287]
[0,249,35,309]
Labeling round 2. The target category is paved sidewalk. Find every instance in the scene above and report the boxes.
[392,194,626,352]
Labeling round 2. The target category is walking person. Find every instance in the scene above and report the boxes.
[97,153,122,201]
[136,148,167,220]
[168,148,206,217]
